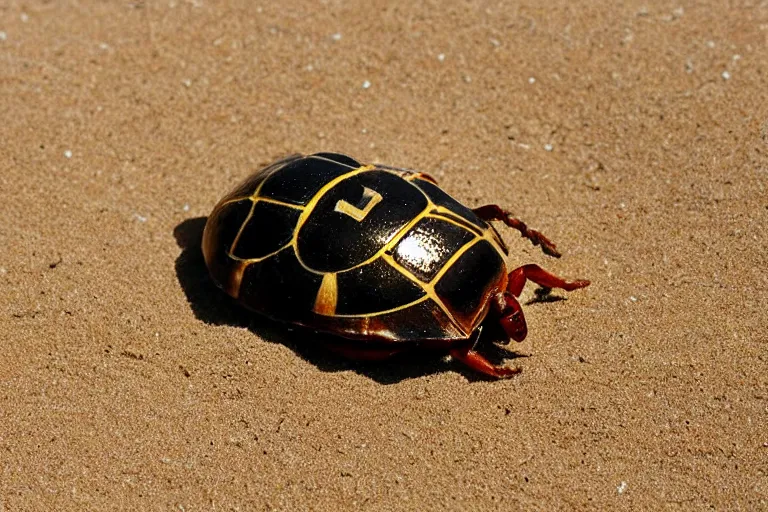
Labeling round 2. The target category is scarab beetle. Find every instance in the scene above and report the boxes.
[202,152,589,378]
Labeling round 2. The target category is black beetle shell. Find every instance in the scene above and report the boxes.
[202,153,509,342]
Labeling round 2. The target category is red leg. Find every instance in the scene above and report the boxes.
[473,204,562,258]
[495,293,528,342]
[449,329,522,378]
[450,346,522,378]
[507,264,591,297]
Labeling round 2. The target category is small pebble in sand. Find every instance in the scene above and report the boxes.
[133,213,147,223]
[64,150,73,159]
[437,53,445,62]
[331,33,342,41]
[543,143,553,151]
[362,80,371,89]
[528,77,536,84]
[617,481,628,494]
[183,204,190,212]
[21,13,29,22]
[0,31,7,42]
[721,71,731,80]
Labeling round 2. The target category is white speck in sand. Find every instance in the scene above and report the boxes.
[707,40,716,48]
[362,80,371,89]
[182,78,192,87]
[544,143,553,151]
[182,204,190,212]
[721,71,731,80]
[331,33,342,41]
[528,77,536,84]
[630,296,638,302]
[437,53,445,62]
[21,13,29,22]
[0,31,7,41]
[617,481,628,494]
[64,150,73,159]
[133,213,148,223]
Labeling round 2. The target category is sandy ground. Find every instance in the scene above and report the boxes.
[1,1,767,510]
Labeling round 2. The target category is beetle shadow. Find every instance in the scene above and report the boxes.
[173,217,521,384]
[525,287,569,306]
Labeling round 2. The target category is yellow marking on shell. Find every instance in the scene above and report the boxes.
[248,158,293,200]
[334,187,383,222]
[255,197,305,210]
[378,253,467,330]
[483,224,509,259]
[228,199,257,259]
[429,206,508,261]
[291,165,376,246]
[426,210,483,236]
[313,273,338,316]
[329,294,432,319]
[221,156,305,262]
[424,237,488,333]
[228,244,291,264]
[296,203,434,276]
[309,154,361,168]
[404,172,439,184]
[429,238,481,287]
[291,165,430,275]
[226,260,249,299]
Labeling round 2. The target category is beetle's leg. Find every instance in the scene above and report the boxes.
[450,346,522,378]
[507,264,590,297]
[473,204,561,258]
[449,328,522,378]
[492,292,528,342]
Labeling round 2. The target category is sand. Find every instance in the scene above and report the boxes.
[1,1,766,510]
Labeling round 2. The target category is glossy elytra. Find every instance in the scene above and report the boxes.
[202,152,589,378]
